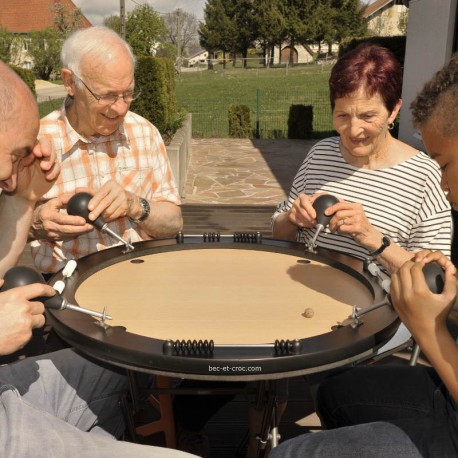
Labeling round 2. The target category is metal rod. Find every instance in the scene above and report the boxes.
[310,224,323,248]
[65,302,113,320]
[354,295,391,318]
[102,224,134,251]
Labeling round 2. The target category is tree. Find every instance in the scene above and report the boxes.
[330,0,367,45]
[0,27,15,64]
[27,28,62,80]
[162,9,199,59]
[104,15,121,34]
[25,1,83,79]
[125,4,167,57]
[199,0,236,69]
[256,0,286,66]
[278,0,321,65]
[50,1,85,36]
[398,10,409,35]
[230,0,258,67]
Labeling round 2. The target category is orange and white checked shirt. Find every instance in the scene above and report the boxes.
[31,107,180,273]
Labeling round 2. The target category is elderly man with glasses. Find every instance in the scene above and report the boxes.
[29,26,182,277]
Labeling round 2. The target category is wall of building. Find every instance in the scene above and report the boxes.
[398,0,457,149]
[367,4,408,36]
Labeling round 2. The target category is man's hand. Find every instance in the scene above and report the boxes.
[0,281,55,356]
[31,193,93,241]
[390,251,457,337]
[84,180,138,223]
[15,139,60,202]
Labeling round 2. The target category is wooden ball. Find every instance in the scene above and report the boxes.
[302,307,314,318]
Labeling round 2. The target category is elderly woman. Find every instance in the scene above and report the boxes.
[272,43,451,273]
[270,52,458,458]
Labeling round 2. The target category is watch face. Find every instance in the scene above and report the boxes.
[139,198,150,221]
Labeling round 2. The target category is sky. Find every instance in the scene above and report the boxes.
[73,0,376,27]
[72,0,207,26]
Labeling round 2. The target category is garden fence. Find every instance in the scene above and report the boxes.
[179,89,335,139]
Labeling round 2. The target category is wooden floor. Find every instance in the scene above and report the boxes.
[182,204,276,236]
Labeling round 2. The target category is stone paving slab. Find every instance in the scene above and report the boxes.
[182,138,316,205]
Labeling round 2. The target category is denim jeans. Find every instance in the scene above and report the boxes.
[0,349,195,458]
[271,366,458,458]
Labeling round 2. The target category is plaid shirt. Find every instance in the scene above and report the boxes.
[31,107,180,273]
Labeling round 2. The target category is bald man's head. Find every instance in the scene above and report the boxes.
[0,62,38,131]
[0,62,40,191]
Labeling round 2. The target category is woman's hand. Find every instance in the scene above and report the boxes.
[326,200,381,247]
[287,194,317,229]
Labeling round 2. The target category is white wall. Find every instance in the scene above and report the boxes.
[398,0,457,149]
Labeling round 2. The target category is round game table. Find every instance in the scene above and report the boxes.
[47,234,399,381]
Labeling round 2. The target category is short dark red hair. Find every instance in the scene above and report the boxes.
[329,43,402,113]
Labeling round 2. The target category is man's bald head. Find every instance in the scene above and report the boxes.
[0,62,38,131]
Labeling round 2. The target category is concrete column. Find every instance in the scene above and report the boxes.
[398,0,457,149]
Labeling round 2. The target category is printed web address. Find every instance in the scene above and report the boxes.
[208,365,262,373]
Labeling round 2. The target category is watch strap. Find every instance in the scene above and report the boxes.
[128,197,150,224]
[369,236,391,257]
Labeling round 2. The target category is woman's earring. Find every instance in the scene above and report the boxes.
[388,122,395,130]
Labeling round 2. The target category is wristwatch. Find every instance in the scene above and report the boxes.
[128,197,150,224]
[369,236,391,257]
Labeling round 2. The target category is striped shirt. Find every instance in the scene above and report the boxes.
[31,108,180,273]
[272,137,452,261]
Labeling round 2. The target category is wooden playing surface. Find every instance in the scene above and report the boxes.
[75,249,374,344]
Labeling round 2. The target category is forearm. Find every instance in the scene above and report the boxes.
[137,201,183,239]
[0,193,35,276]
[414,323,458,402]
[272,211,299,241]
[371,243,414,274]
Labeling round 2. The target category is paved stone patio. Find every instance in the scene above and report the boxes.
[182,138,316,205]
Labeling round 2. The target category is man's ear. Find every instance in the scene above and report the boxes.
[62,68,75,97]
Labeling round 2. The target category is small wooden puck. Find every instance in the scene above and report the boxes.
[302,307,314,318]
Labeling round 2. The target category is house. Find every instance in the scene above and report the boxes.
[186,49,210,67]
[364,0,409,36]
[0,0,91,69]
[0,0,92,33]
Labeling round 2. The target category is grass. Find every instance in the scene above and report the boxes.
[37,64,336,139]
[38,98,64,118]
[175,63,335,138]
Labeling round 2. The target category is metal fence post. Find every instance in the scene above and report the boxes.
[255,88,260,138]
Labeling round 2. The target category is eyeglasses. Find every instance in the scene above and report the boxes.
[74,74,140,106]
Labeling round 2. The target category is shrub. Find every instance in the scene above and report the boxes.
[130,56,184,137]
[288,104,313,139]
[10,65,36,97]
[228,104,252,138]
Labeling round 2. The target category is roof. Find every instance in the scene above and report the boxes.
[364,0,394,18]
[187,49,207,59]
[0,0,92,33]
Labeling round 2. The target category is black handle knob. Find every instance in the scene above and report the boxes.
[312,194,339,227]
[422,262,445,294]
[387,262,445,305]
[1,266,63,310]
[67,192,105,230]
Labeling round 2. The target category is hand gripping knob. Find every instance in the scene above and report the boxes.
[67,192,105,230]
[313,194,339,227]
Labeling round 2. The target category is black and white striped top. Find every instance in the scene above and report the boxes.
[272,137,452,260]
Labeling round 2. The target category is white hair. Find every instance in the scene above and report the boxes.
[61,26,136,87]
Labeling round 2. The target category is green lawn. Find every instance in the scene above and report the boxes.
[175,63,335,138]
[37,64,336,139]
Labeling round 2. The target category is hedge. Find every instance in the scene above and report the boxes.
[130,56,181,136]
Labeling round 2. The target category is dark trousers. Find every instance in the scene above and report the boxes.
[316,365,458,457]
